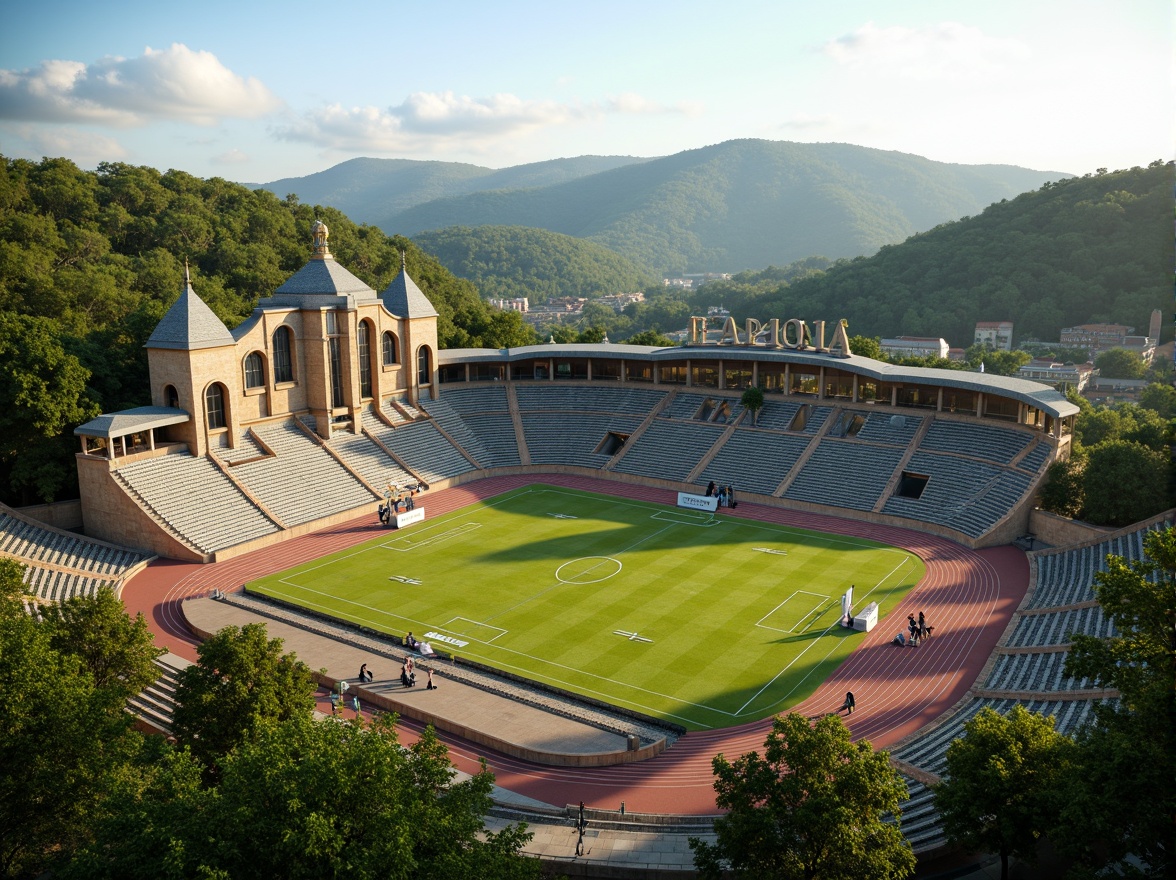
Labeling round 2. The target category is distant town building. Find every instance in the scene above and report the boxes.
[1059,323,1132,352]
[1017,358,1095,392]
[489,297,529,313]
[663,273,732,290]
[947,347,967,361]
[599,292,645,312]
[974,321,1014,351]
[880,336,950,359]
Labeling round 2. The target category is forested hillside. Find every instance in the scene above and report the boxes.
[385,140,1066,273]
[257,154,646,231]
[412,226,657,302]
[685,162,1172,347]
[0,156,536,506]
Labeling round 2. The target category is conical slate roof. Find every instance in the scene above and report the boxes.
[380,254,438,318]
[273,219,375,299]
[146,265,234,350]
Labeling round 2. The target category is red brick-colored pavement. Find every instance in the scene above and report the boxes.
[120,475,1028,814]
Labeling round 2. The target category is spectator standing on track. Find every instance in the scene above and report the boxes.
[918,611,929,639]
[840,691,856,714]
[426,667,436,689]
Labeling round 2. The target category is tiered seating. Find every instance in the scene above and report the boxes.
[416,395,498,468]
[1017,441,1052,474]
[328,431,416,489]
[612,422,725,481]
[20,565,116,603]
[698,430,812,496]
[227,422,373,527]
[0,510,147,576]
[116,454,279,554]
[363,412,476,485]
[750,399,802,431]
[414,387,521,467]
[126,653,189,735]
[216,430,268,463]
[881,452,1033,538]
[381,398,419,424]
[794,404,833,434]
[891,697,1102,780]
[523,414,643,467]
[785,441,905,511]
[920,420,1032,464]
[661,392,710,420]
[1007,606,1115,647]
[983,652,1093,692]
[515,385,666,415]
[1028,526,1155,609]
[853,411,923,445]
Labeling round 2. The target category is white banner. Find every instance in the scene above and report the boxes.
[394,507,425,529]
[677,492,719,512]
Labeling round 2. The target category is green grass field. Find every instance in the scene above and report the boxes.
[247,485,925,729]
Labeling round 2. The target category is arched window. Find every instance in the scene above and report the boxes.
[417,345,432,385]
[357,321,373,398]
[205,384,226,430]
[272,326,293,383]
[164,384,179,409]
[382,331,398,366]
[244,352,265,389]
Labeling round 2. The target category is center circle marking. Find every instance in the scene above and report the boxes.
[555,556,622,585]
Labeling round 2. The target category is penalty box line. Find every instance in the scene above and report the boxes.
[755,589,837,634]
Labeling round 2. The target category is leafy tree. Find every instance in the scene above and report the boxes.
[171,622,316,776]
[0,590,155,877]
[741,386,765,426]
[690,712,914,880]
[1053,527,1176,877]
[849,335,884,361]
[1139,382,1176,420]
[43,587,164,703]
[1094,347,1147,380]
[1081,440,1170,526]
[623,328,675,347]
[69,716,541,880]
[0,556,24,612]
[1037,454,1086,519]
[0,311,99,502]
[934,705,1074,880]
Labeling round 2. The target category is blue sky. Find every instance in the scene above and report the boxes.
[0,0,1170,181]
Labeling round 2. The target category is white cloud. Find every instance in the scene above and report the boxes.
[824,22,1029,82]
[0,44,281,127]
[212,147,249,164]
[278,89,695,152]
[12,124,128,164]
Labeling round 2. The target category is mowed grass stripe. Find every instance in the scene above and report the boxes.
[247,485,924,729]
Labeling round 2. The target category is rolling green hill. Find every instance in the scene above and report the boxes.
[386,140,1068,274]
[686,161,1173,347]
[412,226,658,302]
[256,155,647,232]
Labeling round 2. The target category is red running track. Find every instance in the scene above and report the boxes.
[120,474,1028,814]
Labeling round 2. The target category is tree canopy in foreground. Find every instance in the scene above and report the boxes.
[690,712,915,880]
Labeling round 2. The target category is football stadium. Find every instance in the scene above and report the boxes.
[5,223,1164,875]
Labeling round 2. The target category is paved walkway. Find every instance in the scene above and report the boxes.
[184,596,648,764]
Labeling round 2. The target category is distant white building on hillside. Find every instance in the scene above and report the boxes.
[1017,358,1095,392]
[880,336,950,359]
[490,297,529,313]
[974,321,1014,351]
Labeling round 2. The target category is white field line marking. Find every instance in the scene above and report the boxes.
[533,486,908,555]
[388,576,422,585]
[650,510,719,527]
[755,590,834,633]
[753,547,788,555]
[383,521,481,552]
[614,630,654,643]
[547,513,578,519]
[444,616,509,643]
[733,555,919,717]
